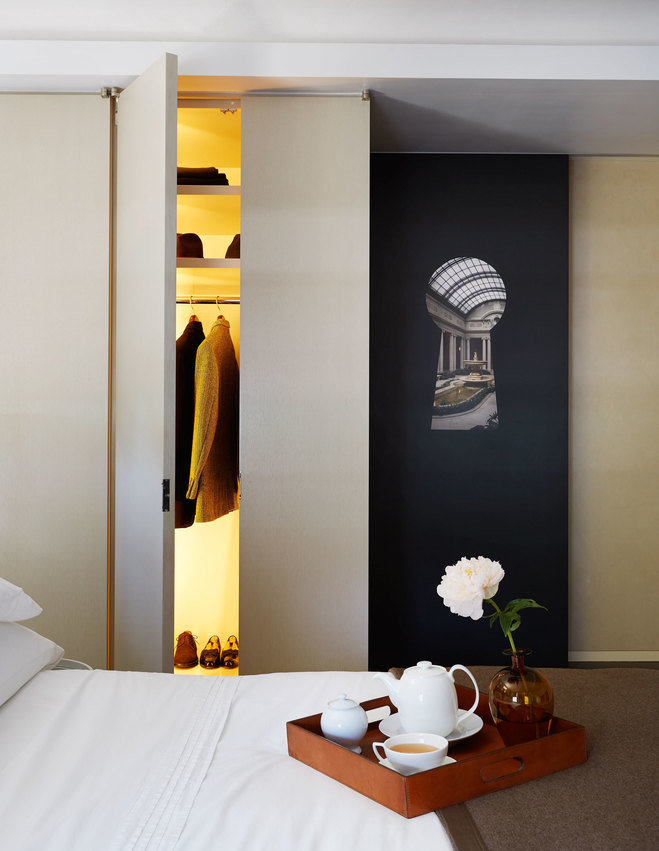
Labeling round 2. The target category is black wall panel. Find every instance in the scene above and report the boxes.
[369,154,568,670]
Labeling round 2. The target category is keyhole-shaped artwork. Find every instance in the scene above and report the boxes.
[426,257,506,431]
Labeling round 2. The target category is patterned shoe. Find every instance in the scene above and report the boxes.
[200,635,222,669]
[221,635,239,668]
[174,631,198,668]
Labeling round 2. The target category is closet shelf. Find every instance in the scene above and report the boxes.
[177,258,240,269]
[177,186,240,196]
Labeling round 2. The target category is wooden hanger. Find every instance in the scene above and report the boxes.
[188,296,198,323]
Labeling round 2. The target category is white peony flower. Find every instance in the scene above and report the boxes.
[436,556,505,620]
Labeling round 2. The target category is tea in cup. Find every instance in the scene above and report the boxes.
[372,732,449,773]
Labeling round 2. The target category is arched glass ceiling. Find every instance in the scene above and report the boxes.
[428,257,506,316]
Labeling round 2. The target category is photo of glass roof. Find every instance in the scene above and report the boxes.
[428,257,506,316]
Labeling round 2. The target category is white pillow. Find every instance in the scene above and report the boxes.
[0,576,42,622]
[0,622,64,707]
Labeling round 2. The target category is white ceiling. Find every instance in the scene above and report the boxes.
[1,0,658,45]
[1,1,658,154]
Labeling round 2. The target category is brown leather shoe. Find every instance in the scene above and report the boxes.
[200,635,222,669]
[221,634,239,668]
[174,631,198,668]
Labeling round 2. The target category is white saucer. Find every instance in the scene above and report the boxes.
[378,710,484,742]
[378,755,456,776]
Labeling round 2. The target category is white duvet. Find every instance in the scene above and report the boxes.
[0,669,452,851]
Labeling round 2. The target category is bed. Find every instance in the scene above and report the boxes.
[0,660,453,849]
[1,578,657,850]
[0,579,455,850]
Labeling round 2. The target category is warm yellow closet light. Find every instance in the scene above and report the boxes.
[174,98,241,677]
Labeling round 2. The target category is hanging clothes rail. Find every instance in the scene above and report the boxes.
[176,297,240,304]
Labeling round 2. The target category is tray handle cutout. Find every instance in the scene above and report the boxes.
[480,757,524,783]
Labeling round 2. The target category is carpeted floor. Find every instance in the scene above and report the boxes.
[447,666,659,851]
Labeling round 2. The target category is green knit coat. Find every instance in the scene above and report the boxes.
[186,318,239,522]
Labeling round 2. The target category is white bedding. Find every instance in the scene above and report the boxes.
[0,669,453,851]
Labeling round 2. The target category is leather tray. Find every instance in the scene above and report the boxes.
[286,684,587,818]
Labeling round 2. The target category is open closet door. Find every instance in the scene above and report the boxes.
[113,54,177,671]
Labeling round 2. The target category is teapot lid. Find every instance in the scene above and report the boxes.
[406,660,447,677]
[327,693,359,710]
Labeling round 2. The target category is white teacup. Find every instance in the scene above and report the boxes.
[372,732,449,774]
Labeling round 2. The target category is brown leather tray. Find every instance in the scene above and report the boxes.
[286,684,587,818]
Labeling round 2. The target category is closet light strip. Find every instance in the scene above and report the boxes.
[177,98,241,109]
[176,297,240,304]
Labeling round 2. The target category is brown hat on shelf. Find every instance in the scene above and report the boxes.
[225,234,240,259]
[177,232,204,258]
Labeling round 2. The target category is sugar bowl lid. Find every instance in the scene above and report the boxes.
[327,693,359,710]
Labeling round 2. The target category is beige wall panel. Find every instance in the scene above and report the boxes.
[0,94,109,668]
[241,96,370,673]
[570,157,659,658]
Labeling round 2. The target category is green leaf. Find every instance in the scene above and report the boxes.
[484,598,548,641]
[499,613,514,635]
[505,598,548,615]
[485,611,499,628]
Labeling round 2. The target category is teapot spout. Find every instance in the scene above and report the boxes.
[373,670,401,707]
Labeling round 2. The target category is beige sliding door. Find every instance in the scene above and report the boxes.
[240,96,370,673]
[0,94,109,668]
[113,54,177,672]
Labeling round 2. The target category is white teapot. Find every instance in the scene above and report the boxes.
[373,661,480,737]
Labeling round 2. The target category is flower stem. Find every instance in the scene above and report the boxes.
[486,598,534,720]
[485,598,518,653]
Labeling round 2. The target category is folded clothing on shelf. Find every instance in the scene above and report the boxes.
[177,166,229,185]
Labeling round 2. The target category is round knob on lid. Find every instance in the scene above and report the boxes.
[327,693,357,710]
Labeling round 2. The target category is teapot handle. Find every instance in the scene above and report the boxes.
[448,664,480,723]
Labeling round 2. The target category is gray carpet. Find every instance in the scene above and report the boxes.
[450,666,659,851]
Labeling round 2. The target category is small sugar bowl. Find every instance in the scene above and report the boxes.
[320,693,368,753]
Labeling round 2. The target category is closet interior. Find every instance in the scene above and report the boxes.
[174,98,241,676]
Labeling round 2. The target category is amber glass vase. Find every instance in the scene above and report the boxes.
[488,649,554,746]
